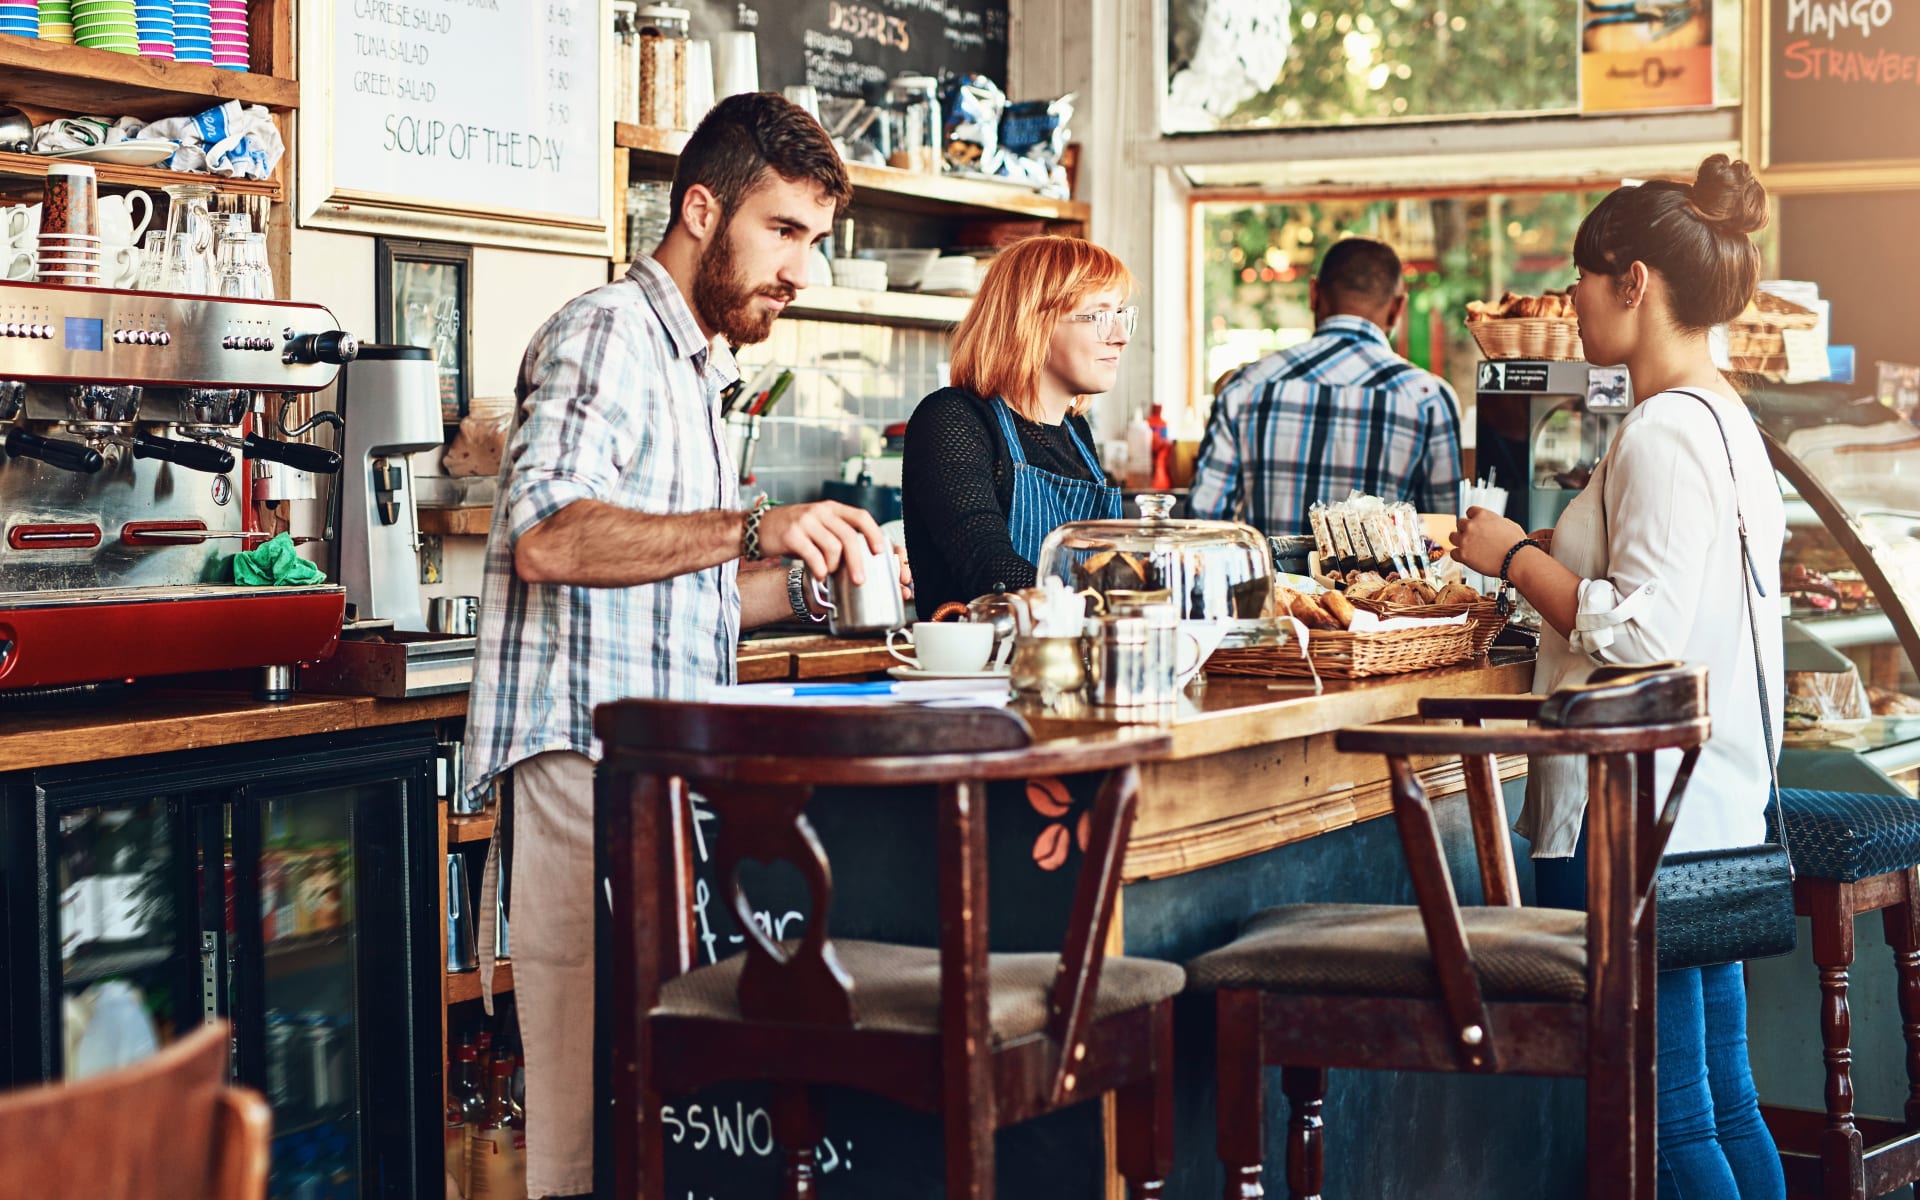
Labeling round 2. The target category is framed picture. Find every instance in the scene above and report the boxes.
[375,238,473,425]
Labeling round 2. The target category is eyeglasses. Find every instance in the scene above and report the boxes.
[1062,305,1138,343]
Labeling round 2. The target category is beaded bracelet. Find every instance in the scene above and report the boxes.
[742,495,772,561]
[1499,536,1546,584]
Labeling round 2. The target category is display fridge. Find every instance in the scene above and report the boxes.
[1,723,442,1200]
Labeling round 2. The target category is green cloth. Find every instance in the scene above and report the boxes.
[232,532,327,586]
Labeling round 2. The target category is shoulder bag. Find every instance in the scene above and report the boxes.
[1604,388,1797,972]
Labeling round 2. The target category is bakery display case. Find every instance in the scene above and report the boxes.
[1753,383,1920,793]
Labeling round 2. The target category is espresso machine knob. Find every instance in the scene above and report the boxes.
[243,432,343,474]
[131,432,236,474]
[281,330,359,366]
[4,429,104,473]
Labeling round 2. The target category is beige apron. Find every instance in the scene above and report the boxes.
[479,750,596,1199]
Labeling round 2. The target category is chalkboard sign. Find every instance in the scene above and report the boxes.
[297,0,614,253]
[1750,0,1920,188]
[682,0,1009,98]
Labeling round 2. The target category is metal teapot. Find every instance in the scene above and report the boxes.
[930,584,1031,667]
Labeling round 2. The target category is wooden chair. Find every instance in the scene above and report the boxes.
[594,700,1180,1199]
[1758,787,1920,1199]
[0,1020,271,1199]
[1187,663,1710,1199]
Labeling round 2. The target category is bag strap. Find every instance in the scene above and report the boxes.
[1668,387,1791,872]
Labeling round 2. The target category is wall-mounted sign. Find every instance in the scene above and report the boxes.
[298,0,613,254]
[1580,0,1715,111]
[1745,0,1920,191]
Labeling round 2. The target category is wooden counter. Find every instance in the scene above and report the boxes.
[0,690,467,772]
[1027,653,1536,881]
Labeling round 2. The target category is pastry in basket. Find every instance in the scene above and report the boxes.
[1435,582,1483,606]
[1288,592,1347,631]
[1344,571,1391,599]
[1321,590,1356,628]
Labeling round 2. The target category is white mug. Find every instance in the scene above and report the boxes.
[98,190,153,246]
[887,621,994,674]
[107,244,140,288]
[3,204,36,247]
[4,248,33,280]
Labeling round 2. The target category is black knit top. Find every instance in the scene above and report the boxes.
[902,387,1104,621]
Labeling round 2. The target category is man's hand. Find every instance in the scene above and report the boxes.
[758,500,886,583]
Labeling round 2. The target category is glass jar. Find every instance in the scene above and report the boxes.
[637,5,691,130]
[882,74,941,174]
[612,1,639,125]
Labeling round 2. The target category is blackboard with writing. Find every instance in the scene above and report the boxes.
[1766,0,1920,168]
[683,0,1009,98]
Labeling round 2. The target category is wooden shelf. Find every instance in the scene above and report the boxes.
[614,122,1089,223]
[448,960,513,1004]
[0,149,281,199]
[416,506,495,537]
[788,285,969,328]
[0,38,298,119]
[449,813,496,844]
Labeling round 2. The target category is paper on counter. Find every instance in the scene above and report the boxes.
[705,680,1012,707]
[1346,609,1471,633]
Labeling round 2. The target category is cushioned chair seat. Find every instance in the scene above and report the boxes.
[1184,904,1590,1002]
[1778,789,1920,883]
[657,941,1187,1043]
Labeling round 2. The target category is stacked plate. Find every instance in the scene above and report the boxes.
[135,0,171,58]
[917,255,985,297]
[39,230,101,286]
[209,0,244,69]
[71,0,136,52]
[170,0,207,61]
[0,0,40,36]
[37,0,73,41]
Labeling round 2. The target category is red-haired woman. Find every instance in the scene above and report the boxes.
[902,236,1136,619]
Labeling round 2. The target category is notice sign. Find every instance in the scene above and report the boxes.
[1580,0,1714,111]
[300,0,610,250]
[1759,0,1920,177]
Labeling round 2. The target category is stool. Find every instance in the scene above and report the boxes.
[1760,787,1920,1200]
[594,700,1183,1199]
[1187,663,1710,1200]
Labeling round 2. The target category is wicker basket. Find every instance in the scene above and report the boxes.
[1206,622,1477,679]
[1349,595,1507,658]
[1469,318,1585,362]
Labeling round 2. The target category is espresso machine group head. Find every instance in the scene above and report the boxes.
[0,279,357,696]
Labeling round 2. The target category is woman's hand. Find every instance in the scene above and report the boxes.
[1449,506,1532,577]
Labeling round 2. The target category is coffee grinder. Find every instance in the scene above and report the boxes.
[334,345,442,631]
[1473,358,1633,529]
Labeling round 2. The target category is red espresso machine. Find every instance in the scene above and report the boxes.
[0,280,357,699]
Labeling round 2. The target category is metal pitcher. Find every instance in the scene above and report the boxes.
[809,543,906,636]
[1009,633,1088,714]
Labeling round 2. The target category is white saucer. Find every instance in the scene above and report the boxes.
[44,139,178,166]
[887,664,1011,681]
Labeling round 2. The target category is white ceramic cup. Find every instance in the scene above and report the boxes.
[5,249,34,280]
[3,204,36,245]
[887,621,994,674]
[98,190,153,246]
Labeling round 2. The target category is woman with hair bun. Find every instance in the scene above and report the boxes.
[902,236,1135,618]
[1452,155,1786,1199]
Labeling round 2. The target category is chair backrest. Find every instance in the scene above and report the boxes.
[1334,663,1710,1072]
[597,700,1145,1085]
[0,1021,271,1200]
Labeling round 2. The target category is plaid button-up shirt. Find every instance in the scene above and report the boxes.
[461,255,741,805]
[1189,316,1463,537]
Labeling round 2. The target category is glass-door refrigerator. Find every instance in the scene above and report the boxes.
[2,724,441,1200]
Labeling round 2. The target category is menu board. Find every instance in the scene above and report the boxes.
[1761,0,1920,175]
[299,0,610,248]
[683,0,1009,97]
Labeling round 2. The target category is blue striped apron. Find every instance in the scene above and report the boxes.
[992,399,1122,563]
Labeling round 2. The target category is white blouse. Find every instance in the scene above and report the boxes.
[1521,388,1785,859]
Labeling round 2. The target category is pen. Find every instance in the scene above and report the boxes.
[786,681,897,696]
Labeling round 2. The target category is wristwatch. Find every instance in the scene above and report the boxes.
[788,563,825,623]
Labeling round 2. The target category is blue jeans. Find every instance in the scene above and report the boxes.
[1534,831,1786,1199]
